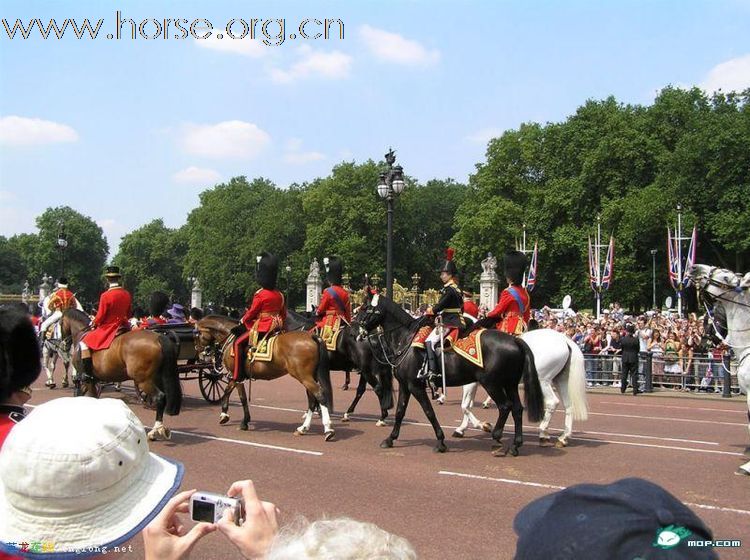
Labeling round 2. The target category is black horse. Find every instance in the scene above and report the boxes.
[283,309,394,423]
[359,293,544,455]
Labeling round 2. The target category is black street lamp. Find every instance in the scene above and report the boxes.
[57,220,68,278]
[376,148,406,300]
[650,249,657,310]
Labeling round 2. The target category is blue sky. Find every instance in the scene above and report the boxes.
[1,0,749,256]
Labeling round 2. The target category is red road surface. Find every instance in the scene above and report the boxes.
[25,371,750,559]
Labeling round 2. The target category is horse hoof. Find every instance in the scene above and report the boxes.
[735,467,750,476]
[62,380,69,388]
[539,437,552,447]
[163,428,171,440]
[510,446,520,457]
[324,430,335,442]
[342,384,349,391]
[46,383,56,390]
[380,439,393,449]
[341,413,350,423]
[375,420,387,427]
[452,431,464,438]
[434,442,447,453]
[239,424,249,431]
[492,446,508,457]
[555,439,568,449]
[219,413,230,425]
[294,428,308,436]
[481,423,492,433]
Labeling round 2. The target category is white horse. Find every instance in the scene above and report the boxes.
[689,264,750,475]
[454,328,589,447]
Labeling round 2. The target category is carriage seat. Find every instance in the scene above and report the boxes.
[146,322,197,362]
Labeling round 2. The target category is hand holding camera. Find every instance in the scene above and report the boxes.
[217,480,280,560]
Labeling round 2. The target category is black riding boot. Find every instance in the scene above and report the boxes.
[77,357,95,396]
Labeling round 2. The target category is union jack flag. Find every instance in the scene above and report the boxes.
[682,226,697,287]
[601,236,614,291]
[526,242,538,292]
[588,236,598,292]
[667,227,680,291]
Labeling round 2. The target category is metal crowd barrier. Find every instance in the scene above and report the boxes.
[582,352,741,396]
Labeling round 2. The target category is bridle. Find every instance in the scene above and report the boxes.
[359,302,424,371]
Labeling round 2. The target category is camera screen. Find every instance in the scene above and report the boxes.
[192,500,215,523]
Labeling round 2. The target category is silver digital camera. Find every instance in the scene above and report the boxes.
[190,492,244,525]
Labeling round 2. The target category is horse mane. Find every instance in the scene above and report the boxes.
[203,314,237,331]
[380,296,416,327]
[65,308,91,325]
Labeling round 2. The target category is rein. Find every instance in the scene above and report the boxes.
[365,316,426,370]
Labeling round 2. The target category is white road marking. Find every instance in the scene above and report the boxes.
[586,411,747,427]
[162,429,323,456]
[438,471,750,516]
[569,429,718,446]
[571,436,745,457]
[599,401,747,415]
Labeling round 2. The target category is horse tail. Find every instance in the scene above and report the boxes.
[158,334,182,416]
[313,335,333,414]
[564,337,589,421]
[515,337,544,422]
[378,363,394,410]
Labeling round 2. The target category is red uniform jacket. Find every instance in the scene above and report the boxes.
[463,300,480,320]
[242,289,286,332]
[487,285,531,335]
[316,285,351,328]
[48,288,78,311]
[82,287,132,350]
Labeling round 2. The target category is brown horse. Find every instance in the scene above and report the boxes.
[195,315,335,440]
[62,309,181,440]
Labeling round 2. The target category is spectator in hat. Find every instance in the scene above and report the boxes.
[0,306,41,450]
[513,477,716,559]
[166,303,187,324]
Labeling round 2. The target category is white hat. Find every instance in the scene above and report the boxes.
[0,398,183,558]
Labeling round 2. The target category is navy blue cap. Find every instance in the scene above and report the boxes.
[513,478,716,559]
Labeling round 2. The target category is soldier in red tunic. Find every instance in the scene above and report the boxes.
[462,290,480,322]
[78,267,133,383]
[316,256,351,329]
[230,253,287,381]
[137,291,169,329]
[38,277,83,340]
[486,251,531,335]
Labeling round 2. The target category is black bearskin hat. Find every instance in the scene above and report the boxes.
[504,250,528,285]
[149,291,170,317]
[324,256,343,286]
[439,248,458,276]
[256,252,279,290]
[0,307,41,401]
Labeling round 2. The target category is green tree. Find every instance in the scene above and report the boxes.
[112,220,189,308]
[0,236,28,292]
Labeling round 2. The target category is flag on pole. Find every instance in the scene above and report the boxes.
[682,226,697,287]
[601,236,614,291]
[667,227,679,291]
[588,236,598,292]
[526,242,538,292]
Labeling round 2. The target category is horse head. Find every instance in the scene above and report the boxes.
[359,293,384,337]
[61,309,91,342]
[195,315,235,351]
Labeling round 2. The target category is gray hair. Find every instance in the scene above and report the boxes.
[267,517,417,560]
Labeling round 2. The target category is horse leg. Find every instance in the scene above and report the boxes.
[485,385,513,456]
[381,385,410,449]
[147,389,171,441]
[342,369,350,390]
[236,381,252,431]
[343,372,368,422]
[42,345,56,389]
[555,377,574,448]
[509,391,525,457]
[295,390,319,436]
[219,380,237,424]
[538,379,559,447]
[411,385,447,453]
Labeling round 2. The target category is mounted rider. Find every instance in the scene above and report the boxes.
[315,256,351,341]
[423,249,465,380]
[230,253,287,381]
[486,251,531,335]
[38,277,83,341]
[78,267,133,383]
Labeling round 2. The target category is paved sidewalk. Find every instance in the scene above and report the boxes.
[586,385,744,401]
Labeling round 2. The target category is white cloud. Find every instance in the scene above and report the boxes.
[270,46,352,84]
[97,218,130,257]
[0,116,78,146]
[359,25,440,66]
[181,121,271,159]
[465,127,504,144]
[282,137,325,165]
[172,166,222,185]
[700,54,750,94]
[193,35,266,58]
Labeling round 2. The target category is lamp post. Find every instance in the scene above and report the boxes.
[376,149,406,300]
[57,220,68,278]
[285,264,292,305]
[650,249,657,310]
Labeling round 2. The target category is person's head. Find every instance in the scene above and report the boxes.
[0,397,183,556]
[611,329,620,339]
[513,478,716,559]
[323,256,343,287]
[56,276,69,289]
[0,306,41,406]
[653,329,662,341]
[667,331,676,341]
[625,323,635,335]
[189,307,204,322]
[438,248,458,284]
[149,291,170,318]
[166,303,186,321]
[104,266,122,286]
[267,518,416,560]
[256,252,279,290]
[503,250,528,286]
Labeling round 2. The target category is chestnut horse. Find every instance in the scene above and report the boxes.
[62,309,181,440]
[195,315,335,440]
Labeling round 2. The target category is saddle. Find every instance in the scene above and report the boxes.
[319,316,343,351]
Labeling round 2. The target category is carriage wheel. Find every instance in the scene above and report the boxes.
[199,369,229,403]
